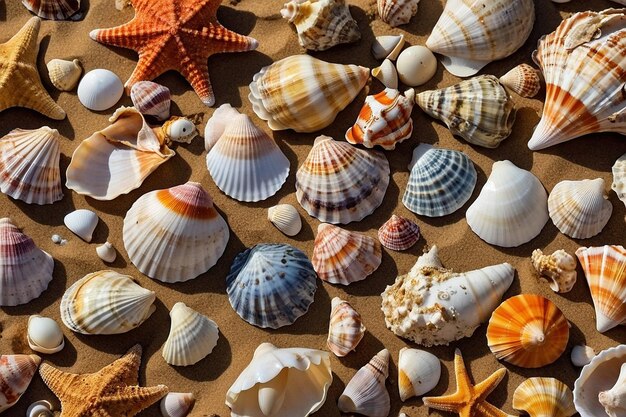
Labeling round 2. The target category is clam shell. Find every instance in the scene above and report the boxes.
[327,297,365,357]
[338,349,390,417]
[0,354,41,413]
[398,348,441,400]
[96,242,117,263]
[63,209,98,242]
[531,249,577,293]
[377,0,419,27]
[513,378,576,417]
[160,393,195,417]
[612,153,626,208]
[204,103,240,152]
[130,81,171,121]
[571,345,595,367]
[378,214,420,251]
[22,0,80,20]
[396,46,437,87]
[26,400,53,417]
[27,315,64,354]
[46,59,82,91]
[268,204,302,237]
[77,69,123,111]
[371,59,398,89]
[371,34,405,60]
[499,64,541,98]
[599,362,626,417]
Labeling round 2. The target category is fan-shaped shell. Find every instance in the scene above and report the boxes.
[46,59,82,91]
[377,0,419,27]
[531,249,577,293]
[295,135,390,224]
[130,81,170,121]
[378,214,420,251]
[248,55,369,132]
[0,354,41,413]
[398,348,441,401]
[123,182,229,283]
[204,104,240,152]
[64,209,98,242]
[22,0,80,20]
[500,64,541,98]
[338,349,390,417]
[327,297,365,357]
[513,378,576,417]
[160,393,195,417]
[612,153,626,208]
[268,204,302,237]
[226,244,317,329]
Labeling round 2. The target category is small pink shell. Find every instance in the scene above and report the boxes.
[130,81,171,121]
[378,214,420,251]
[22,0,80,20]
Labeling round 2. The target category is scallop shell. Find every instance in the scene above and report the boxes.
[46,59,82,91]
[268,204,302,237]
[487,294,569,368]
[281,0,360,51]
[371,34,405,60]
[123,182,229,283]
[160,393,195,417]
[77,69,124,111]
[377,214,420,251]
[0,354,41,413]
[425,0,535,76]
[416,75,516,148]
[599,362,626,417]
[531,249,577,293]
[226,244,317,329]
[338,349,390,417]
[226,343,332,417]
[96,242,117,263]
[499,64,541,98]
[162,302,219,367]
[22,0,80,20]
[345,88,415,150]
[206,113,290,202]
[63,209,98,242]
[327,297,365,357]
[513,378,576,417]
[0,127,62,205]
[398,348,441,401]
[377,0,419,27]
[27,315,64,355]
[130,81,171,121]
[295,135,390,224]
[403,144,477,217]
[249,55,369,132]
[571,345,595,367]
[204,103,240,152]
[0,218,54,306]
[548,179,612,239]
[26,400,54,417]
[575,245,626,333]
[396,45,437,87]
[371,59,398,89]
[466,160,549,247]
[60,270,156,335]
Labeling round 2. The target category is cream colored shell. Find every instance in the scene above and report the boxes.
[46,59,82,91]
[531,249,577,293]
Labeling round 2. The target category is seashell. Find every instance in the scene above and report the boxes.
[572,345,595,367]
[22,0,80,20]
[377,214,420,251]
[249,55,369,132]
[531,249,577,293]
[63,209,98,242]
[123,182,229,283]
[226,343,332,417]
[60,270,156,335]
[575,245,626,333]
[338,349,390,417]
[528,10,626,151]
[466,160,548,247]
[162,117,197,144]
[377,0,419,27]
[371,34,405,60]
[130,81,171,121]
[162,302,219,367]
[296,135,390,224]
[371,59,398,89]
[0,126,63,205]
[345,88,414,150]
[398,348,441,401]
[26,400,53,417]
[548,178,613,239]
[425,0,535,77]
[27,315,64,354]
[96,242,117,263]
[206,113,289,202]
[487,294,569,368]
[46,58,82,91]
[160,392,195,417]
[396,46,437,87]
[612,153,626,208]
[403,144,477,217]
[226,244,317,329]
[77,69,124,111]
[599,363,626,417]
[268,204,302,236]
[416,75,516,148]
[0,218,54,306]
[0,354,41,413]
[281,0,360,51]
[499,64,541,98]
[513,377,576,417]
[204,103,240,152]
[381,245,515,346]
[327,297,365,357]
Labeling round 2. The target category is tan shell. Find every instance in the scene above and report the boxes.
[327,297,365,357]
[513,377,576,417]
[46,59,82,91]
[531,249,577,293]
[500,64,541,98]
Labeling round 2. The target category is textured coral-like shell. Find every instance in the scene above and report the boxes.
[513,378,576,417]
[22,0,80,20]
[46,59,82,91]
[327,297,365,357]
[612,152,626,208]
[500,64,541,98]
[531,249,577,293]
[377,214,420,251]
[599,362,626,417]
[416,75,516,148]
[249,55,369,132]
[426,0,535,76]
[398,348,441,401]
[123,182,229,283]
[312,223,381,285]
[130,81,170,121]
[377,0,419,27]
[487,294,569,368]
[296,135,390,224]
[338,349,390,417]
[0,127,62,205]
[0,354,41,413]
[160,392,195,417]
[268,204,302,236]
[204,103,240,152]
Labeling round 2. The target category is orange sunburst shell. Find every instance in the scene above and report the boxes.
[487,294,569,368]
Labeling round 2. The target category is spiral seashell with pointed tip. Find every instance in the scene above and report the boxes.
[204,103,240,152]
[327,297,365,357]
[531,249,577,293]
[398,348,441,401]
[378,214,420,251]
[130,81,170,121]
[0,354,41,412]
[46,59,82,91]
[160,392,195,417]
[377,0,419,27]
[571,345,595,367]
[371,59,398,89]
[27,315,64,354]
[513,377,576,417]
[371,34,404,60]
[612,153,626,208]
[64,209,98,242]
[338,349,390,417]
[599,362,626,417]
[499,64,541,98]
[26,400,53,417]
[22,0,80,20]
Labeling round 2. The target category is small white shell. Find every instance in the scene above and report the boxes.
[63,209,98,242]
[160,392,195,417]
[372,59,398,89]
[268,204,302,236]
[572,345,595,367]
[96,242,116,263]
[77,69,123,111]
[46,58,82,91]
[27,316,64,354]
[204,104,240,152]
[396,46,437,87]
[371,34,405,60]
[398,348,441,401]
[163,118,197,144]
[26,400,53,417]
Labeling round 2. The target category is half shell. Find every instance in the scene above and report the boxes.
[130,81,171,121]
[63,209,98,242]
[0,354,41,413]
[377,214,420,251]
[327,297,365,357]
[377,0,419,27]
[531,249,577,293]
[499,64,541,98]
[398,348,441,401]
[46,59,82,91]
[22,0,80,20]
[338,349,390,417]
[513,378,576,417]
[268,204,302,237]
[371,34,404,60]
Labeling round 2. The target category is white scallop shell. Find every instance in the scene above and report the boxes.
[396,46,437,87]
[63,209,98,242]
[398,348,440,401]
[371,59,398,89]
[96,242,116,263]
[571,345,595,367]
[77,69,123,111]
[338,349,390,417]
[27,315,64,354]
[46,59,82,91]
[371,34,405,60]
[268,204,302,236]
[204,103,240,152]
[160,392,195,417]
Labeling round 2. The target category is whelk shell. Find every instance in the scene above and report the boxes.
[327,297,365,357]
[77,68,123,111]
[46,58,82,91]
[268,204,302,237]
[371,59,398,89]
[0,354,41,413]
[531,249,577,293]
[27,315,64,354]
[396,45,437,87]
[599,362,626,417]
[513,378,576,417]
[204,103,240,152]
[130,80,170,121]
[499,64,541,98]
[398,348,441,401]
[22,0,80,20]
[63,209,98,242]
[371,34,405,60]
[160,392,195,417]
[571,345,595,367]
[338,349,390,417]
[377,0,419,27]
[377,214,420,251]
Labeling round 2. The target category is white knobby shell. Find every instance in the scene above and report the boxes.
[599,362,626,417]
[160,392,195,417]
[96,242,117,263]
[572,345,595,367]
[77,69,123,111]
[371,34,405,60]
[338,349,390,417]
[371,59,398,89]
[531,249,577,293]
[26,400,53,417]
[398,348,441,400]
[63,209,98,242]
[204,104,241,152]
[396,46,437,87]
[268,204,302,236]
[27,315,64,354]
[46,58,82,91]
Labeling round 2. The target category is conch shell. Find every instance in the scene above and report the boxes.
[338,349,390,417]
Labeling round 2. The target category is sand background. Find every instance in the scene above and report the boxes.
[1,0,625,415]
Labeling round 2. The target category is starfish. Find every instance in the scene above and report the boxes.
[423,349,512,417]
[0,17,65,119]
[89,0,259,106]
[39,344,168,417]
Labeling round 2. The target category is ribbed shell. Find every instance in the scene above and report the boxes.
[338,349,390,417]
[130,81,171,121]
[268,204,302,237]
[60,270,156,335]
[611,152,626,207]
[249,55,369,132]
[377,214,420,251]
[377,0,419,27]
[22,0,80,20]
[295,135,390,224]
[513,378,576,417]
[206,113,290,202]
[327,297,365,357]
[416,75,516,148]
[204,103,240,152]
[487,294,569,368]
[123,182,229,283]
[226,244,317,329]
[0,354,41,413]
[499,64,541,98]
[403,144,477,217]
[46,59,82,91]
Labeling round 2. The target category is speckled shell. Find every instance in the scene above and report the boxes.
[377,214,420,251]
[500,64,541,98]
[338,349,390,417]
[513,378,576,417]
[268,204,302,237]
[22,0,80,20]
[130,81,171,121]
[531,249,577,293]
[46,59,82,91]
[0,354,41,413]
[611,152,626,207]
[327,297,365,357]
[377,0,419,27]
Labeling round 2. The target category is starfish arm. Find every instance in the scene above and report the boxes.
[185,24,258,54]
[178,55,214,106]
[95,344,143,388]
[423,393,465,413]
[123,42,173,91]
[475,401,514,417]
[6,17,41,64]
[1,64,66,119]
[453,348,473,395]
[39,363,83,398]
[103,384,169,415]
[89,21,167,51]
[474,368,507,401]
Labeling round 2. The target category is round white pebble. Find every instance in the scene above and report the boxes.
[51,234,62,244]
[396,45,437,87]
[77,69,124,111]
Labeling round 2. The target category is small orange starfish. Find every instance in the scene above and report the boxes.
[423,349,512,417]
[89,0,258,106]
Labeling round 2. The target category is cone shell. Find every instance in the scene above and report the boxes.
[371,59,398,89]
[204,103,240,152]
[160,392,195,417]
[612,153,626,208]
[513,378,576,417]
[416,75,516,148]
[46,59,82,91]
[338,349,390,417]
[0,127,62,205]
[487,294,569,368]
[130,81,171,121]
[123,182,229,283]
[378,214,420,251]
[268,204,302,236]
[377,0,419,27]
[0,218,54,306]
[296,135,390,224]
[398,348,441,401]
[371,35,405,60]
[248,55,369,132]
[0,354,41,413]
[500,64,541,98]
[531,249,577,293]
[599,362,626,417]
[22,0,80,20]
[60,270,156,335]
[575,245,626,333]
[327,297,365,357]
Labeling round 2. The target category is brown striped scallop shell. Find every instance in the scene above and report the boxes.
[499,64,541,98]
[22,0,80,20]
[0,354,41,412]
[378,215,420,251]
[130,81,171,121]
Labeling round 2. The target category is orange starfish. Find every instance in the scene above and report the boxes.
[89,0,258,106]
[423,349,512,417]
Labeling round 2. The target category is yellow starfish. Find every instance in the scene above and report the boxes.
[423,349,512,417]
[0,17,65,120]
[39,344,168,417]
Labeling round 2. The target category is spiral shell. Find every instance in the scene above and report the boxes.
[531,249,577,293]
[338,349,390,417]
[500,64,541,98]
[46,59,82,91]
[327,297,365,357]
